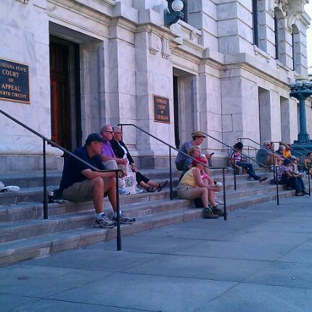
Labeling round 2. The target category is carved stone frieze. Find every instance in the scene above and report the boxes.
[149,32,171,59]
[287,0,307,31]
[268,0,307,31]
[274,0,289,16]
[149,32,161,55]
[161,38,170,59]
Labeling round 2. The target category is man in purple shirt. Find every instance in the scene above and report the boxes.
[99,124,130,195]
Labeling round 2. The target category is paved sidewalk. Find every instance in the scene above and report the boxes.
[1,196,312,312]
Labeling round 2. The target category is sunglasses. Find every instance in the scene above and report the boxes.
[105,130,113,134]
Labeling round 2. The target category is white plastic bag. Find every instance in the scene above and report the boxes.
[121,172,137,194]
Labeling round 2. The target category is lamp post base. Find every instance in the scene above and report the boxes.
[295,133,310,144]
[291,142,312,163]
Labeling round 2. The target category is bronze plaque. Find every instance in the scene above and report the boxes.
[0,58,30,104]
[153,95,170,123]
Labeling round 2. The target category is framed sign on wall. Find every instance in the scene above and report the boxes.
[153,95,170,124]
[0,58,30,104]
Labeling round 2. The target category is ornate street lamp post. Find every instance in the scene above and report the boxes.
[289,79,312,157]
[290,79,312,143]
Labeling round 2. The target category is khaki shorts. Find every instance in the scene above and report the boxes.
[62,180,93,203]
[176,184,195,199]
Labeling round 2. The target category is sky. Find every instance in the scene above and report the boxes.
[305,2,312,69]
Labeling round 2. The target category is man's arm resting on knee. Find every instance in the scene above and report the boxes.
[82,168,116,180]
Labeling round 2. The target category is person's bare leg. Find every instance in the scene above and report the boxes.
[91,177,105,214]
[104,177,117,212]
[189,188,209,207]
[147,181,159,188]
[208,190,217,206]
[202,177,217,205]
[139,181,150,189]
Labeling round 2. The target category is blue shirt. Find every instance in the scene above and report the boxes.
[256,148,269,167]
[59,145,106,193]
[175,141,192,163]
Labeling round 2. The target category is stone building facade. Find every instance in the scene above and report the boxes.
[0,0,310,172]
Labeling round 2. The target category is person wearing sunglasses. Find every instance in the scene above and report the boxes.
[99,124,131,195]
[111,126,168,192]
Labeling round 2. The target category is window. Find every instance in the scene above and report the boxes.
[252,0,259,46]
[291,25,300,72]
[274,14,279,60]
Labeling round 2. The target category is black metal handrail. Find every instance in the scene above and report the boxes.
[202,132,274,191]
[0,109,123,251]
[236,137,286,204]
[244,145,258,163]
[269,141,305,160]
[118,123,229,220]
[237,137,288,163]
[237,137,311,201]
[269,142,312,184]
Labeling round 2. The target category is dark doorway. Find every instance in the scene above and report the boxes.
[173,76,180,148]
[50,37,81,151]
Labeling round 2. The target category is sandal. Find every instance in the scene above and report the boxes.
[146,186,156,192]
[157,180,168,192]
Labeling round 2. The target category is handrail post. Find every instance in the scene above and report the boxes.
[169,147,173,200]
[233,164,237,191]
[275,166,279,205]
[43,139,48,219]
[116,171,121,251]
[222,168,227,221]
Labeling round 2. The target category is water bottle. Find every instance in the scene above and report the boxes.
[48,186,54,203]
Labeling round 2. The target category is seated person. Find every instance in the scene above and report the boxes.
[176,157,223,219]
[110,126,168,192]
[279,141,292,159]
[275,144,285,157]
[256,141,283,167]
[304,152,312,175]
[182,146,223,205]
[175,131,212,171]
[59,133,135,228]
[290,156,302,175]
[99,124,131,195]
[277,158,308,196]
[229,142,267,182]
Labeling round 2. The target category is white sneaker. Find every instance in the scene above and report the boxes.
[214,197,224,205]
[94,214,116,229]
[119,188,130,195]
[135,187,144,194]
[113,213,136,224]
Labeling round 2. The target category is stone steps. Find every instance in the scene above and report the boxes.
[0,178,279,223]
[0,198,194,244]
[0,167,300,267]
[0,169,271,205]
[0,207,203,267]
